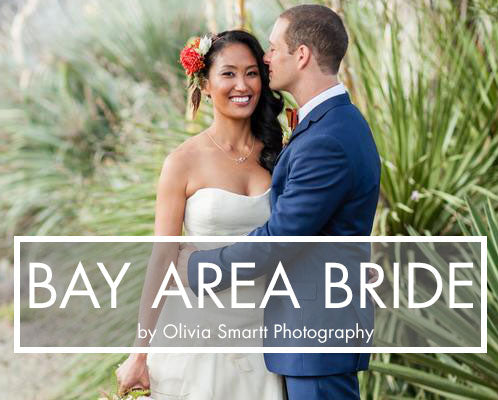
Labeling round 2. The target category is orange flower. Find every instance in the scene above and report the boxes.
[180,46,205,75]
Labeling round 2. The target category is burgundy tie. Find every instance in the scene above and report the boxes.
[285,108,298,131]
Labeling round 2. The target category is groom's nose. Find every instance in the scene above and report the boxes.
[263,51,271,65]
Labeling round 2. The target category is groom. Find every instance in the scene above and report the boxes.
[180,4,380,399]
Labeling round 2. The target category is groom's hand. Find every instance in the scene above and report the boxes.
[173,243,197,287]
[367,267,380,305]
[368,267,379,284]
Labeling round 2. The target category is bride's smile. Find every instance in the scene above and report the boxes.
[229,95,252,105]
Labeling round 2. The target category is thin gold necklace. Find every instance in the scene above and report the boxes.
[206,131,255,164]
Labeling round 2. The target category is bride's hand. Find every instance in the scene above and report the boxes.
[116,353,150,396]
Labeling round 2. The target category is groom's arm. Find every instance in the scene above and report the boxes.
[188,135,352,294]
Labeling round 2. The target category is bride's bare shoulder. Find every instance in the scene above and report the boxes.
[174,131,208,154]
[160,131,208,177]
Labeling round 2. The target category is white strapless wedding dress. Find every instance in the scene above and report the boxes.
[147,187,283,400]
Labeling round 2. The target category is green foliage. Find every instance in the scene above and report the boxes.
[56,354,125,400]
[367,199,498,399]
[0,3,203,394]
[99,388,152,400]
[0,302,14,323]
[345,1,498,235]
[0,0,204,245]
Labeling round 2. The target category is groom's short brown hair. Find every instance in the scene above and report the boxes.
[280,5,348,75]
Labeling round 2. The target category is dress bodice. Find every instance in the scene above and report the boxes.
[151,186,271,348]
[184,187,271,236]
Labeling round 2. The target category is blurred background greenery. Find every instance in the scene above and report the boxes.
[0,0,497,398]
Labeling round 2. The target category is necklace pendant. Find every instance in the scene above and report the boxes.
[205,131,254,164]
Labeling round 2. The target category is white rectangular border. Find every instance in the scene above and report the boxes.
[14,235,487,354]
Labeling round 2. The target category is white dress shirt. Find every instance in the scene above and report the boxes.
[298,83,346,123]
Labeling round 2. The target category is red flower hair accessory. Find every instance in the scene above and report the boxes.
[180,35,213,86]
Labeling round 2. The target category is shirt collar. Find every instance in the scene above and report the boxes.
[298,83,346,123]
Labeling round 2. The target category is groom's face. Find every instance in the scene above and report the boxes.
[264,18,298,92]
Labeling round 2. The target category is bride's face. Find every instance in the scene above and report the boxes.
[204,43,262,120]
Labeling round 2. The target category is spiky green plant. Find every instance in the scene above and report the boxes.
[367,198,498,399]
[344,1,498,235]
[0,2,207,396]
[0,0,205,247]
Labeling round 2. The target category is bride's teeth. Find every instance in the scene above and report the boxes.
[231,96,250,103]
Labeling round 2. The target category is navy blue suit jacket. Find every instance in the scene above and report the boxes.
[188,93,381,376]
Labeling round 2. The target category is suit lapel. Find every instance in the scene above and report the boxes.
[275,93,352,164]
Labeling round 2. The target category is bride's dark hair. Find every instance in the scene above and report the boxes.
[191,30,284,172]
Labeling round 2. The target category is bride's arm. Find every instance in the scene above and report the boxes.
[134,152,188,345]
[117,152,188,394]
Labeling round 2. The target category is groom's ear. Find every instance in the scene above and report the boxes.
[296,44,312,70]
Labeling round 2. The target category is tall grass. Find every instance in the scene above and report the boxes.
[367,198,498,399]
[345,1,498,235]
[1,3,206,395]
[342,2,498,398]
[0,0,206,247]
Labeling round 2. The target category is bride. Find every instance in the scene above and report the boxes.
[117,30,285,399]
